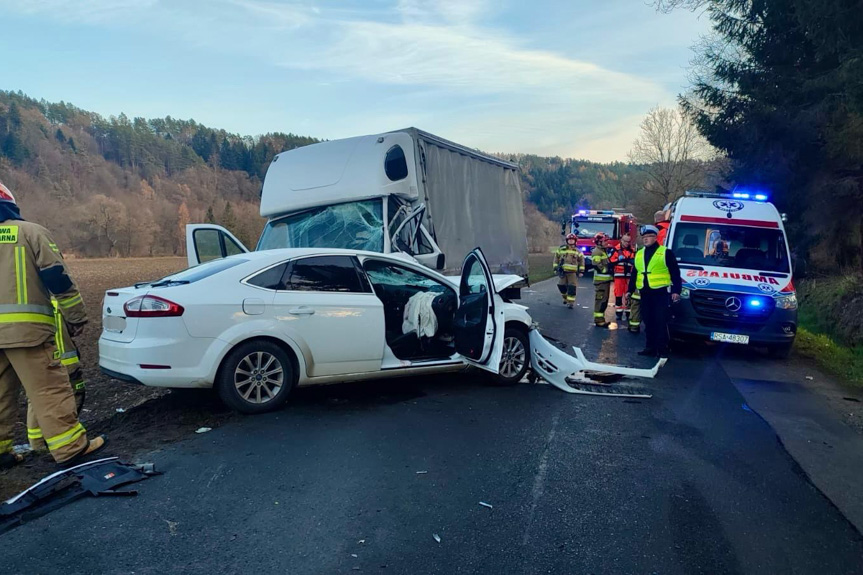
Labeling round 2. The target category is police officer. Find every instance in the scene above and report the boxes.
[627,225,682,358]
[553,233,585,309]
[0,182,106,470]
[591,233,613,327]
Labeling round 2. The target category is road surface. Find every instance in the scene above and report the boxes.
[3,278,862,574]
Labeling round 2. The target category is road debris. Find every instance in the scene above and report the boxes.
[433,533,441,543]
[351,554,358,558]
[358,539,366,544]
[805,376,814,381]
[165,520,179,536]
[416,471,428,475]
[195,427,212,434]
[479,501,493,509]
[115,408,126,413]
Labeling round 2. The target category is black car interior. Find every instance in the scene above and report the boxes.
[363,260,458,361]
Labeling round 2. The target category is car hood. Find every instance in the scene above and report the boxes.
[492,274,526,292]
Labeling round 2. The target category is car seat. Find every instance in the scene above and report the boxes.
[675,234,704,263]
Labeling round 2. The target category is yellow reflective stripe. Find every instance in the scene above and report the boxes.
[0,313,55,325]
[15,246,28,305]
[57,294,83,309]
[45,422,86,451]
[0,438,12,453]
[28,428,43,439]
[61,356,80,367]
[49,242,60,253]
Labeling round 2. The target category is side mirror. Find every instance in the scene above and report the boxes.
[436,253,446,270]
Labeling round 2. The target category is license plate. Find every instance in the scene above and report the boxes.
[711,332,749,345]
[104,315,126,333]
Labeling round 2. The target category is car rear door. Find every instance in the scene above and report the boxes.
[270,255,385,377]
[186,224,249,267]
[453,248,504,374]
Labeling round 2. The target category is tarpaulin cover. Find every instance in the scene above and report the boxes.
[417,135,529,277]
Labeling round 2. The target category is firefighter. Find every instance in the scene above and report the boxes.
[627,225,682,358]
[553,233,585,308]
[27,299,87,452]
[591,233,613,327]
[609,233,636,322]
[655,210,671,246]
[0,182,106,470]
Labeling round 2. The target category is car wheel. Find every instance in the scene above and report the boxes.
[216,340,295,414]
[767,342,793,359]
[491,327,529,386]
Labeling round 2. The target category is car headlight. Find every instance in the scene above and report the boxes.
[680,287,690,299]
[775,293,798,310]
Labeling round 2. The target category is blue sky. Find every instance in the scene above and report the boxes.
[0,0,709,162]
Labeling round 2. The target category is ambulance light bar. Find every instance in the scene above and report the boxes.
[684,190,770,202]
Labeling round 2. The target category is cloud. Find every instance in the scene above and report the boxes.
[0,0,157,23]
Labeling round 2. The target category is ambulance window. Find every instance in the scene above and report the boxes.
[385,145,409,182]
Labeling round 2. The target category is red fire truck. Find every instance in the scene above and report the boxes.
[566,209,638,270]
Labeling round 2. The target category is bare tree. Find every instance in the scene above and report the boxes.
[628,106,721,206]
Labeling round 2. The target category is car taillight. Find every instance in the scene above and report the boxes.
[124,295,185,317]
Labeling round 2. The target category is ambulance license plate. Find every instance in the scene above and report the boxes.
[711,332,749,345]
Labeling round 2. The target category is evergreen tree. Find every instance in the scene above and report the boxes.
[221,201,238,233]
[55,128,67,144]
[206,205,216,224]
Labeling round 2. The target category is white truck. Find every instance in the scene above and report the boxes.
[186,128,530,280]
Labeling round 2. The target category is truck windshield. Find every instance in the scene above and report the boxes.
[574,221,616,239]
[671,223,790,273]
[257,200,385,252]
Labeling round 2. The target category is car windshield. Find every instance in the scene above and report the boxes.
[574,221,616,239]
[257,200,384,252]
[671,223,790,272]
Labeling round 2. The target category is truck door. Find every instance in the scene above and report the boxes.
[390,204,445,270]
[453,248,505,374]
[186,224,250,267]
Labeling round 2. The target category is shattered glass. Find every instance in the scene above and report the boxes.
[257,199,385,252]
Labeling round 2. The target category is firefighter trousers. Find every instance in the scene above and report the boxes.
[628,291,642,333]
[593,281,612,326]
[0,340,89,463]
[557,273,579,304]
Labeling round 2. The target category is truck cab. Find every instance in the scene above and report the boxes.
[568,210,638,269]
[666,191,797,356]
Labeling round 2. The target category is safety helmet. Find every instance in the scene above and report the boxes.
[0,181,15,205]
[566,233,577,243]
[594,233,608,245]
[641,225,659,236]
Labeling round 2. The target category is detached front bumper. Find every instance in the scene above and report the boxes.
[670,300,797,346]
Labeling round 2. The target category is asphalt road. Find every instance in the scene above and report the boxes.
[3,278,863,574]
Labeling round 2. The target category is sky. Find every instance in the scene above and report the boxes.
[0,0,710,162]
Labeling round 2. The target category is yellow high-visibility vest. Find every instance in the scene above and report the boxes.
[635,246,672,289]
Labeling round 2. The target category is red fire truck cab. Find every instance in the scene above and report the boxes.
[568,210,638,271]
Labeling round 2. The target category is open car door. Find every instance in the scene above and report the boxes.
[185,224,249,267]
[453,248,505,374]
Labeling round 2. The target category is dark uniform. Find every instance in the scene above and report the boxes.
[628,243,682,356]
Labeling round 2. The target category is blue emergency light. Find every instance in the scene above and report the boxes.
[747,298,762,308]
[754,194,768,201]
[731,191,770,201]
[577,210,588,215]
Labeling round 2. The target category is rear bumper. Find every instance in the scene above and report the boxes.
[99,334,225,388]
[670,300,797,346]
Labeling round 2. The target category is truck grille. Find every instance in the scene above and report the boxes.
[690,289,775,325]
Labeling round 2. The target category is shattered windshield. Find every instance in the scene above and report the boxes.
[257,199,384,253]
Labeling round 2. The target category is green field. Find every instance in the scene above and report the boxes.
[528,252,555,285]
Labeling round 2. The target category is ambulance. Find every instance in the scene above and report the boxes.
[665,191,797,357]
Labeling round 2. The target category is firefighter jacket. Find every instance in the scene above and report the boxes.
[610,244,636,278]
[553,246,585,274]
[0,219,87,348]
[591,246,612,283]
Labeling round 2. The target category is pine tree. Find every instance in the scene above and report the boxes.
[55,128,67,144]
[205,205,216,223]
[221,201,238,233]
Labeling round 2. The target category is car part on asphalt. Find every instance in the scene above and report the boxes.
[1,457,161,535]
[529,330,664,397]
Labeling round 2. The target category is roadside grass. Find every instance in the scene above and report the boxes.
[795,276,863,388]
[528,252,555,284]
[794,328,863,388]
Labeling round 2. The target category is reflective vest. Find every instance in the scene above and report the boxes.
[635,246,672,289]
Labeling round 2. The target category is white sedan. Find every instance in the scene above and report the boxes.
[99,248,533,413]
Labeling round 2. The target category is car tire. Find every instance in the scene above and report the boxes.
[216,340,295,414]
[491,327,530,386]
[767,342,793,359]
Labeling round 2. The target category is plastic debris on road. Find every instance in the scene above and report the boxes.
[416,470,428,474]
[351,554,358,558]
[479,502,493,509]
[195,427,212,434]
[433,533,441,543]
[115,408,125,413]
[806,376,814,381]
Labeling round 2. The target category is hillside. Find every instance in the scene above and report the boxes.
[0,90,645,257]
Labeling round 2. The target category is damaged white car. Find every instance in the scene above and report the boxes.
[99,247,665,413]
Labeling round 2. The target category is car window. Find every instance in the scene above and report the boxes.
[225,236,245,256]
[384,145,408,182]
[194,229,222,263]
[364,260,448,292]
[159,257,248,284]
[287,256,367,293]
[461,255,488,296]
[247,263,289,290]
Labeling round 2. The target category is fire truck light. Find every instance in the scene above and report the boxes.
[577,210,588,215]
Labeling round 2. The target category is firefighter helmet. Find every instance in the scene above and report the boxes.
[0,181,15,205]
[566,233,578,243]
[594,233,608,245]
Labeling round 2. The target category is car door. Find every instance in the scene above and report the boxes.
[270,255,385,378]
[186,224,249,267]
[389,204,445,270]
[453,248,504,374]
